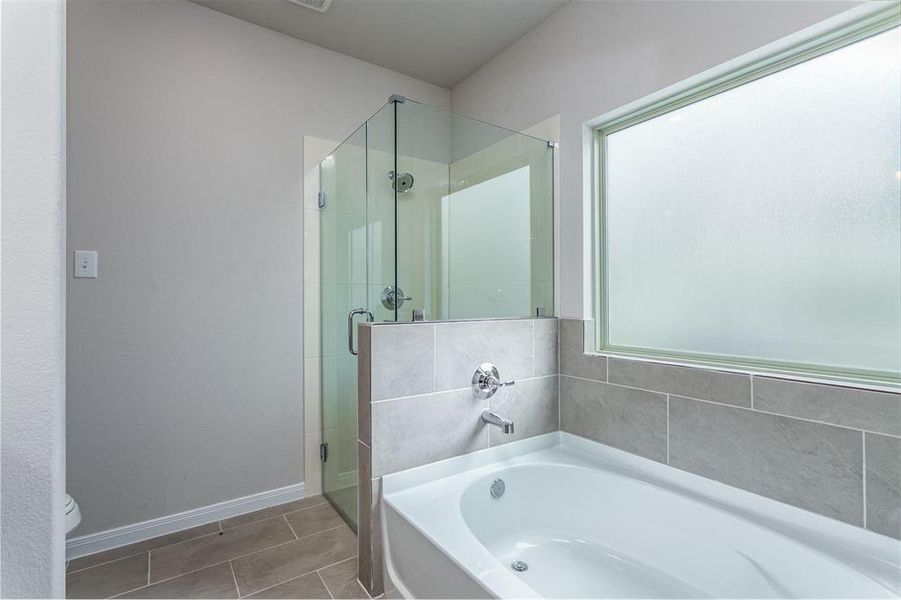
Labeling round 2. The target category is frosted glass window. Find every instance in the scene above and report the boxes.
[601,26,901,381]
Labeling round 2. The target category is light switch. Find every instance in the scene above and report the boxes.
[74,251,98,278]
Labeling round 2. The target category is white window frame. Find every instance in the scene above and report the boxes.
[591,3,901,388]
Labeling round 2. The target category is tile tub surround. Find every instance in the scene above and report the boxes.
[865,433,901,539]
[558,318,901,539]
[65,496,369,599]
[358,317,559,596]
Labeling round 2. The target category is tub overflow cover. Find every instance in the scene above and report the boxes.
[490,478,505,498]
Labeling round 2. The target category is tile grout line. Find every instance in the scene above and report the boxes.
[67,550,150,575]
[107,529,331,599]
[107,581,151,599]
[241,555,356,599]
[372,374,558,404]
[558,370,562,432]
[531,320,536,378]
[432,324,437,394]
[750,375,755,409]
[666,394,670,465]
[146,538,300,588]
[583,328,898,401]
[116,512,293,569]
[580,333,897,395]
[314,556,358,575]
[229,560,241,598]
[557,373,899,437]
[298,523,349,540]
[70,517,244,573]
[283,514,299,540]
[220,497,328,531]
[862,432,867,529]
[317,571,335,599]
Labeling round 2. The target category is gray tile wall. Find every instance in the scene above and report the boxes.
[558,319,901,540]
[358,318,559,595]
[865,433,901,539]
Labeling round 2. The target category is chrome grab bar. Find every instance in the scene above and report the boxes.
[347,307,374,356]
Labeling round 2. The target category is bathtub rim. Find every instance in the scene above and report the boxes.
[381,432,900,598]
[383,432,898,559]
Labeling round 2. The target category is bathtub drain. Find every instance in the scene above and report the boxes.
[511,561,528,572]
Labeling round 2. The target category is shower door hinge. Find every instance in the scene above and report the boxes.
[318,191,327,208]
[319,442,328,463]
[546,140,557,149]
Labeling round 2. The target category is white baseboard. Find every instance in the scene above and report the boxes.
[66,482,306,560]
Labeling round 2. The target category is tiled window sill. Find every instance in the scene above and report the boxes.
[583,350,900,396]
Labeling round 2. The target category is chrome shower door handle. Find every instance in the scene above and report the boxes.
[347,307,374,356]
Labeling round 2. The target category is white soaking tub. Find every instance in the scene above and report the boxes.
[381,433,901,599]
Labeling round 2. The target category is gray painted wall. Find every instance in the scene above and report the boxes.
[66,0,448,536]
[1,0,67,595]
[449,0,861,319]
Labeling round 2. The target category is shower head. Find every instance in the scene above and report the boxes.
[388,170,414,193]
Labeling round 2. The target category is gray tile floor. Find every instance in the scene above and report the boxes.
[66,496,368,599]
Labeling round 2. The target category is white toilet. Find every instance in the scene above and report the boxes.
[65,494,81,535]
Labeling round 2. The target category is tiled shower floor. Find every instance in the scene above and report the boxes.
[66,496,367,599]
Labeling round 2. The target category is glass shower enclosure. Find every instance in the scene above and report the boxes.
[318,97,554,528]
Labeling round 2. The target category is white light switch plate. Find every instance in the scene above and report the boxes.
[74,251,98,278]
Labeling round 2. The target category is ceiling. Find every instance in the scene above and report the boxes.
[189,0,568,88]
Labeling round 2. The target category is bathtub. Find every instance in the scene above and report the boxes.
[381,432,901,599]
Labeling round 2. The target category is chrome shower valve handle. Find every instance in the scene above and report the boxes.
[472,363,515,399]
[381,286,412,310]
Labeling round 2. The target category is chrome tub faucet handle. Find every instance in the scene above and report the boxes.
[471,363,515,399]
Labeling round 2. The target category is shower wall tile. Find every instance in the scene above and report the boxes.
[357,441,374,594]
[303,209,320,284]
[754,377,901,437]
[554,319,898,538]
[669,396,864,525]
[370,323,435,401]
[488,375,558,446]
[533,319,558,377]
[864,433,901,539]
[369,477,384,596]
[303,283,321,359]
[358,324,372,446]
[360,317,560,592]
[608,357,751,407]
[303,357,321,434]
[370,388,489,477]
[560,375,667,462]
[559,319,606,381]
[303,431,323,496]
[435,319,533,391]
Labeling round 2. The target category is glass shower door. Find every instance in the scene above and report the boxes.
[319,125,368,529]
[319,101,398,531]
